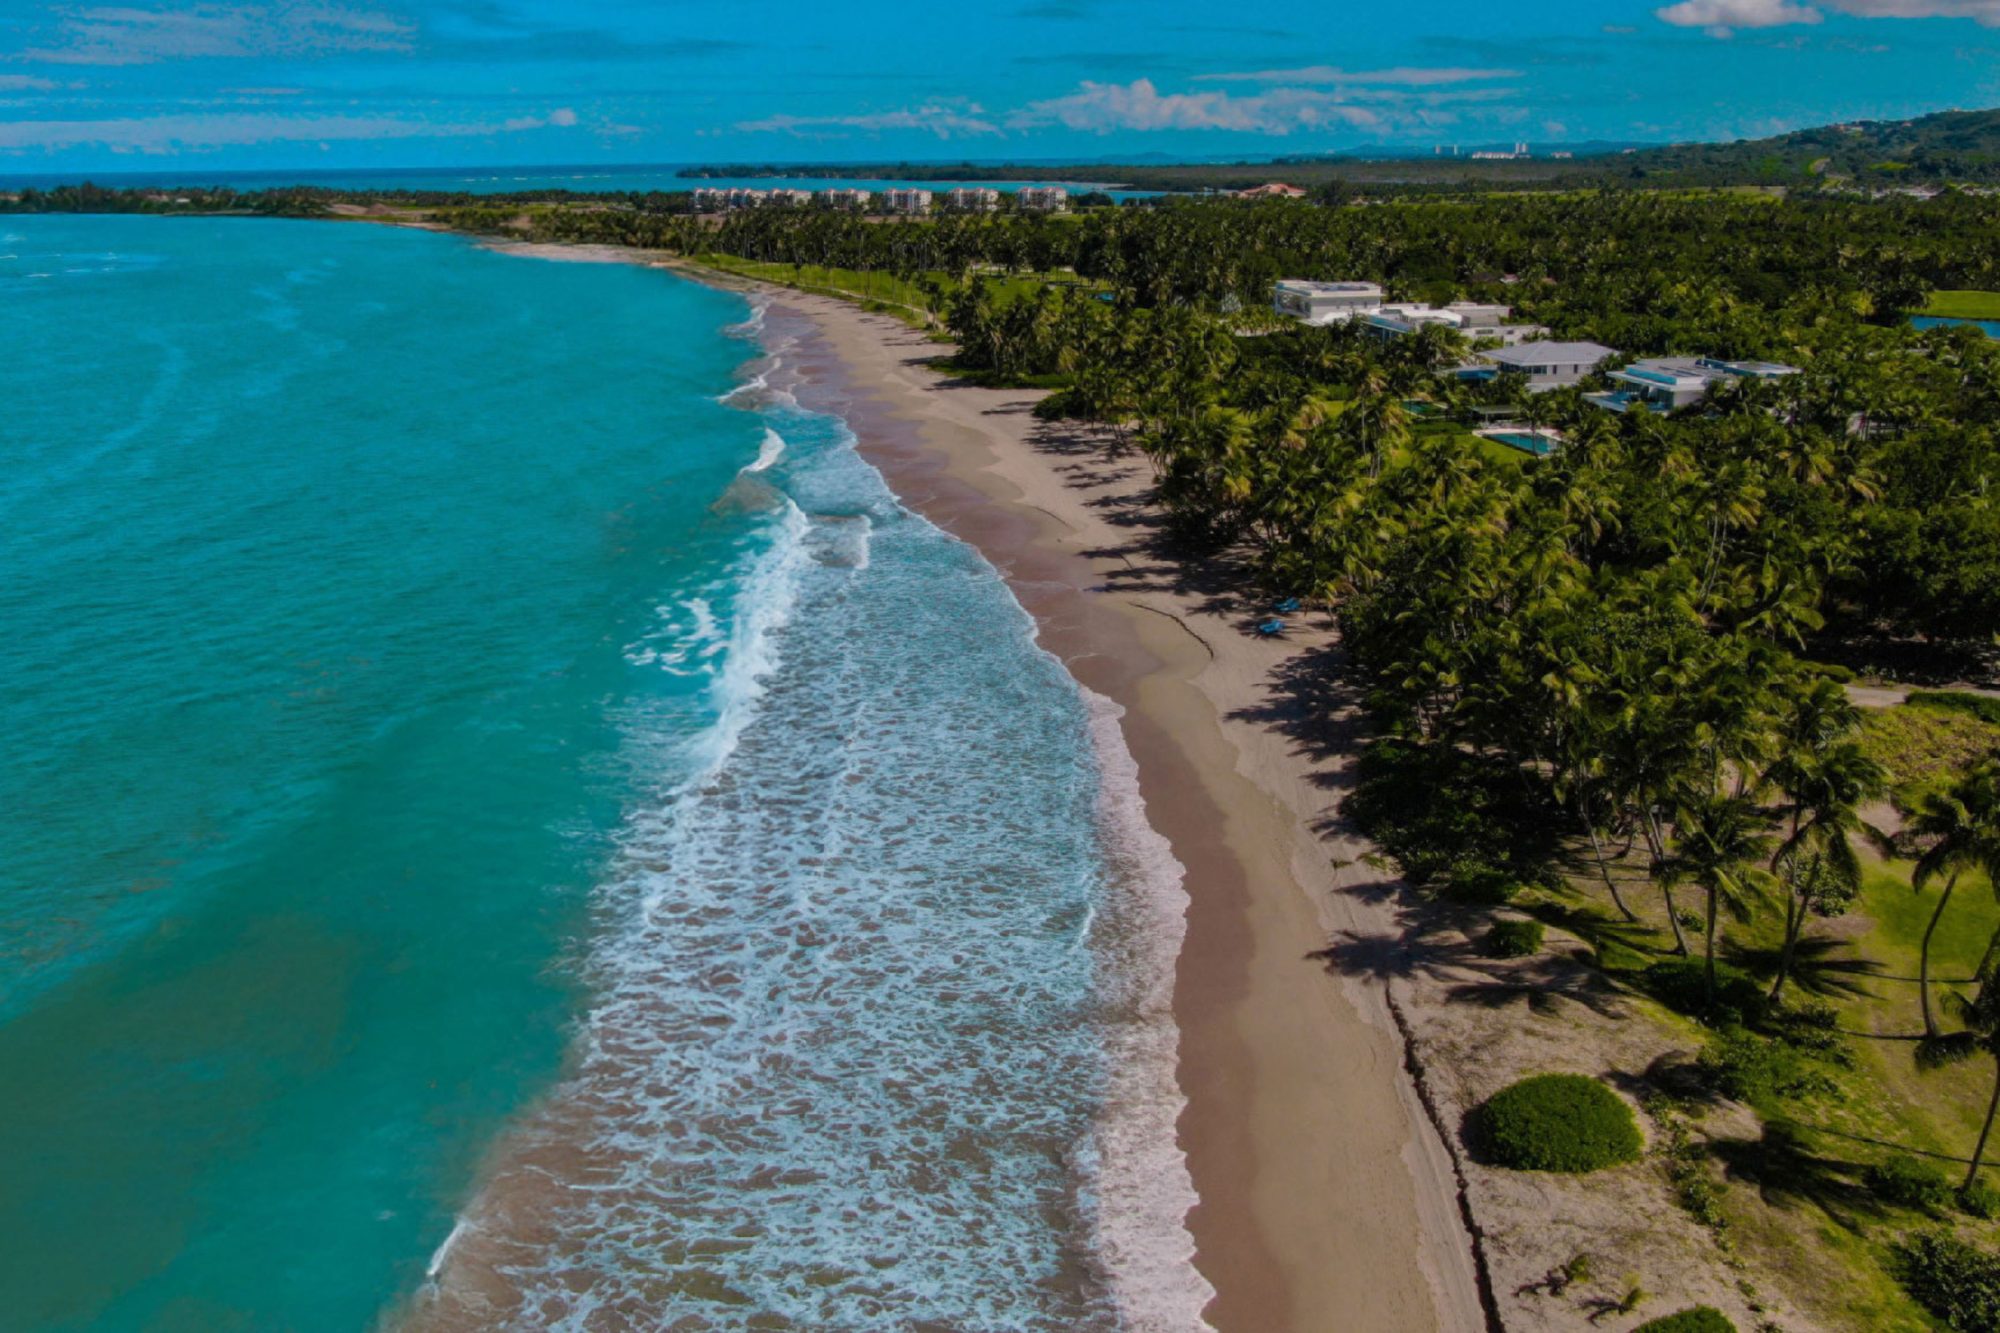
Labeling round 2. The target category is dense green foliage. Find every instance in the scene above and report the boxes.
[1471,1074,1643,1172]
[1867,1154,1957,1213]
[1894,1231,2000,1332]
[1631,1309,1737,1333]
[1483,918,1545,958]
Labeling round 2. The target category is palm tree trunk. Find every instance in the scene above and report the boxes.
[1644,809,1690,956]
[1704,887,1720,1011]
[1968,1053,2000,1194]
[1921,872,1961,1039]
[1588,825,1639,923]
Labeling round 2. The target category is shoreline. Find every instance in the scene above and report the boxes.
[756,287,1489,1330]
[463,233,1489,1328]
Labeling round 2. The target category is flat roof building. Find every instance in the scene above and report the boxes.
[1273,280,1386,325]
[883,188,934,214]
[1587,354,1802,413]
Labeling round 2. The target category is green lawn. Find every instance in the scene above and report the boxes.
[1919,289,2000,320]
[1858,698,2000,809]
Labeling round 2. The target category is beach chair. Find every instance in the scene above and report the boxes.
[1274,597,1301,614]
[1256,618,1287,638]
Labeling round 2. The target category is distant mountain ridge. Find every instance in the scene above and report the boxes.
[680,106,2000,192]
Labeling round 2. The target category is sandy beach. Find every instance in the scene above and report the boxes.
[750,288,1492,1332]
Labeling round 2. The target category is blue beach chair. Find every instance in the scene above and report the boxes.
[1274,597,1302,614]
[1256,618,1287,638]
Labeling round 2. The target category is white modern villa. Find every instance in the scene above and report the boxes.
[1272,280,1387,323]
[1364,302,1551,346]
[1464,341,1620,391]
[1586,355,1802,413]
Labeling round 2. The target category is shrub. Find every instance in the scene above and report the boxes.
[1960,1179,2000,1220]
[1867,1154,1955,1213]
[1452,866,1523,906]
[1894,1230,2000,1332]
[1484,918,1545,957]
[1633,1309,1736,1333]
[1909,690,2000,727]
[1470,1074,1643,1173]
[1643,959,1770,1027]
[1698,1029,1840,1105]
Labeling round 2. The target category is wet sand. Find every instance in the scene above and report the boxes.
[763,291,1489,1332]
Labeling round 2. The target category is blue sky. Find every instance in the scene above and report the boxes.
[2,0,1998,172]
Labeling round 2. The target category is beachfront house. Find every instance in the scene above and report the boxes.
[883,188,934,215]
[1462,341,1618,391]
[817,188,871,211]
[1016,186,1070,213]
[945,187,1002,213]
[1586,355,1802,413]
[1272,280,1386,325]
[1362,301,1550,346]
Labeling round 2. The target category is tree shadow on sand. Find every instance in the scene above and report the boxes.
[1709,1120,1888,1233]
[1307,923,1632,1020]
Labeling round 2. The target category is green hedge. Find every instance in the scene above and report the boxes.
[1470,1074,1642,1173]
[1633,1309,1736,1333]
[1909,690,2000,727]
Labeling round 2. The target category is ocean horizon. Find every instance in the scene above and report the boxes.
[0,215,1204,1329]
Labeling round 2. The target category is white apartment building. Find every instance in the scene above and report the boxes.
[1016,186,1070,212]
[945,187,1002,212]
[817,188,871,211]
[883,188,934,215]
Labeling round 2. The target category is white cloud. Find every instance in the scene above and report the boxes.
[1656,0,1822,35]
[17,4,414,66]
[1197,65,1520,86]
[1830,0,2000,20]
[0,109,576,154]
[1658,0,2000,33]
[1009,78,1382,134]
[734,103,1001,139]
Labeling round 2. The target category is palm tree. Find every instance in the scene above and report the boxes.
[1909,761,2000,1039]
[1667,792,1775,1010]
[1763,682,1885,1003]
[1940,968,2000,1193]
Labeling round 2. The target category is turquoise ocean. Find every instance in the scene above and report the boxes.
[0,217,1207,1330]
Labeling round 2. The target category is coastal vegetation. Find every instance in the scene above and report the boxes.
[22,152,2000,1326]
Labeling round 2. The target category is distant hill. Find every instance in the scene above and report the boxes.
[1601,107,2000,185]
[680,107,2000,193]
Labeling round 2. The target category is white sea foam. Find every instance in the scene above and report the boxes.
[425,312,1210,1331]
[744,427,786,474]
[1079,687,1217,1332]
